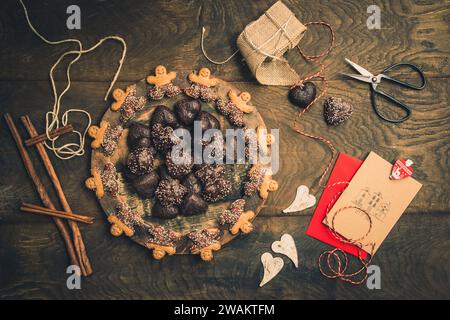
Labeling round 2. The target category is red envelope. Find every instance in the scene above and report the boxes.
[306,153,367,258]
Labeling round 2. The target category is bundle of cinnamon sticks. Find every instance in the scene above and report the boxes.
[4,114,93,276]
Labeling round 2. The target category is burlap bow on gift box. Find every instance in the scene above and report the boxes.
[237,1,307,86]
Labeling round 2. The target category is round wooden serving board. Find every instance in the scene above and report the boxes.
[90,70,273,257]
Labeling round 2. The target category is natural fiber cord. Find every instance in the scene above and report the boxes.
[18,0,127,160]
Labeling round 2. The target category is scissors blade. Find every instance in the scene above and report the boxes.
[342,73,373,83]
[345,58,373,77]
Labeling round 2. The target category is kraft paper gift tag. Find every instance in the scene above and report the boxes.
[323,152,422,255]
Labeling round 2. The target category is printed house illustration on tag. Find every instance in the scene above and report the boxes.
[352,188,391,222]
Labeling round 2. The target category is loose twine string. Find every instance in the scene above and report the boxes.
[19,0,127,160]
[318,182,376,285]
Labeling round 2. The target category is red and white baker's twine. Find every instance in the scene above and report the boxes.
[317,182,376,285]
[292,22,336,190]
[292,23,375,285]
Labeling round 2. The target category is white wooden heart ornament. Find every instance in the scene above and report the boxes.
[271,234,299,268]
[283,185,316,213]
[259,252,284,287]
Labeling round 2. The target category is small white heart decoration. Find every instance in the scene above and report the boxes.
[283,185,316,213]
[271,234,298,268]
[259,252,284,287]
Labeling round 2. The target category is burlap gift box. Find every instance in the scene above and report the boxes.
[237,1,307,86]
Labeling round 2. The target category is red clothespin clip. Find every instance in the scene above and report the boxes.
[390,159,414,180]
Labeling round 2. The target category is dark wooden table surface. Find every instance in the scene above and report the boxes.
[0,0,449,300]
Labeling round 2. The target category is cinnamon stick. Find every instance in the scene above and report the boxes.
[21,202,95,224]
[21,115,93,276]
[4,113,79,268]
[24,124,73,147]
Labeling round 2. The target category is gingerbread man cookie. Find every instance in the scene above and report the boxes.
[228,90,255,114]
[230,210,256,235]
[188,229,221,261]
[147,65,181,100]
[107,201,143,238]
[146,224,179,260]
[111,86,134,111]
[215,98,245,127]
[85,167,104,199]
[259,171,279,200]
[108,214,134,237]
[244,165,264,196]
[185,68,218,102]
[88,121,123,156]
[86,163,119,199]
[147,65,176,87]
[146,242,177,260]
[219,199,256,235]
[111,84,146,122]
[196,242,221,262]
[188,68,219,87]
[256,125,275,156]
[88,121,108,150]
[244,165,278,199]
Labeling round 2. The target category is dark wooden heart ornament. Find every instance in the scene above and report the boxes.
[288,81,317,108]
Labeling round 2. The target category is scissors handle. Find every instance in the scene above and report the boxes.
[370,88,411,123]
[381,63,426,90]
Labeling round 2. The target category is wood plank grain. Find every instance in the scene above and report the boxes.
[0,0,448,83]
[1,79,448,223]
[0,0,449,302]
[0,214,448,299]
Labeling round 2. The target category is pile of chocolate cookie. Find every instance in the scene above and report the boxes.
[125,99,232,219]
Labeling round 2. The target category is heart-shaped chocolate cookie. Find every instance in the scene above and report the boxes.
[288,82,317,108]
[196,111,221,132]
[150,105,179,128]
[260,252,284,287]
[323,97,353,126]
[128,123,151,147]
[174,98,201,126]
[132,171,159,198]
[180,193,208,216]
[151,201,179,219]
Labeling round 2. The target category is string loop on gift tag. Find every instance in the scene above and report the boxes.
[317,183,376,285]
[19,0,127,160]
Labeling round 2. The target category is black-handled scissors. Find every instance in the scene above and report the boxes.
[343,58,426,123]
